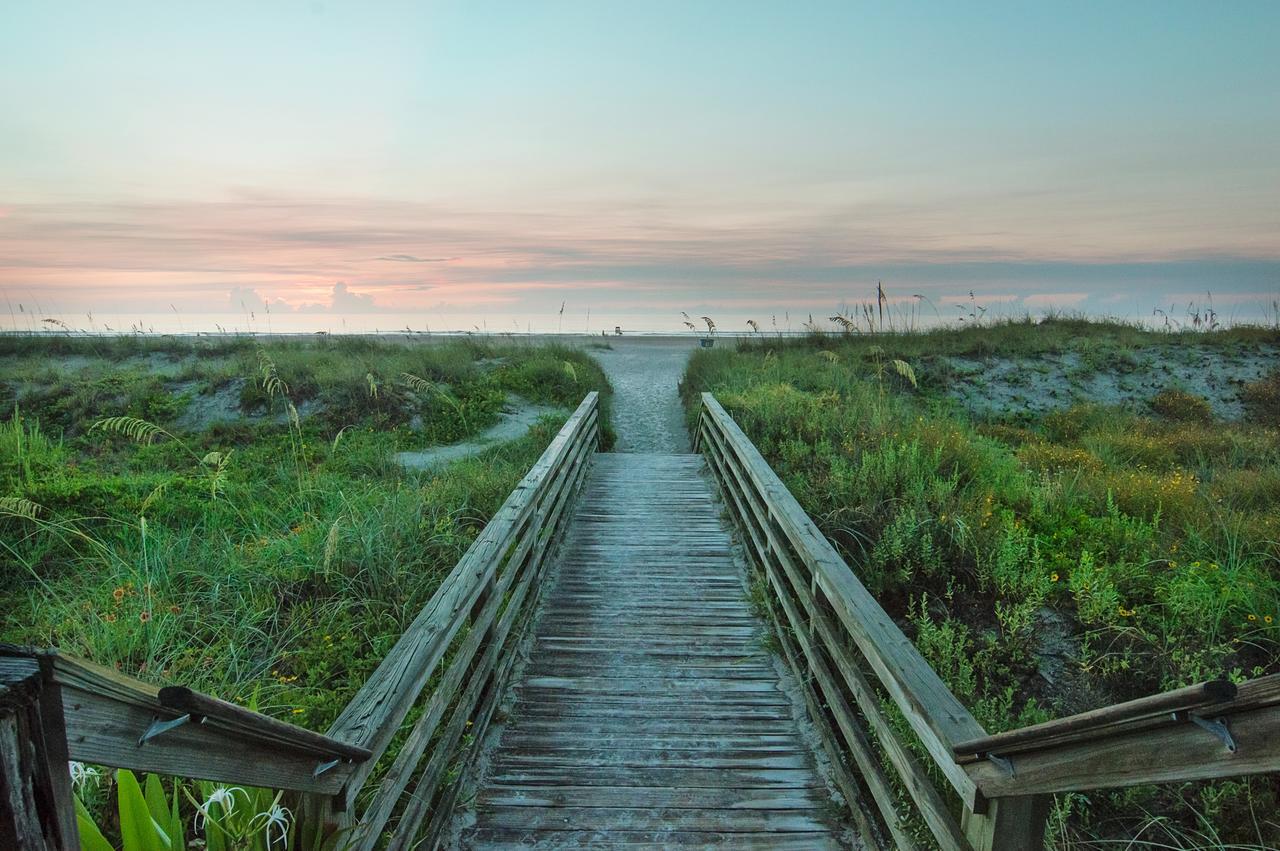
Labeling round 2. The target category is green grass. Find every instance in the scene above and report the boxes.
[1,335,611,736]
[681,320,1280,847]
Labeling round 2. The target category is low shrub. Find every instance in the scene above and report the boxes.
[1150,387,1213,422]
[1241,369,1280,423]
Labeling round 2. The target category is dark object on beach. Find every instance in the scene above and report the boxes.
[700,337,715,348]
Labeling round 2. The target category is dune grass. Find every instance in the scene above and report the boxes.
[1,335,611,732]
[681,319,1280,847]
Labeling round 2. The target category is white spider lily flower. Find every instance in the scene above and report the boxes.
[253,802,292,848]
[194,786,245,829]
[68,761,99,791]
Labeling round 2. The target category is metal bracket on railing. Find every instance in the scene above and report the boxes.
[313,758,342,777]
[985,753,1015,777]
[138,712,203,746]
[1185,712,1237,752]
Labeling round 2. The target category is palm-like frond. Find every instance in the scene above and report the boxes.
[890,358,918,388]
[400,372,438,395]
[0,496,43,520]
[202,450,234,498]
[140,481,170,514]
[256,348,289,399]
[91,416,169,445]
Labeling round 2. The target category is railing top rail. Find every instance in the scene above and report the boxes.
[698,392,986,803]
[962,674,1280,797]
[953,677,1246,759]
[1,644,366,794]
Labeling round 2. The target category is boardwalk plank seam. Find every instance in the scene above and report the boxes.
[455,453,847,849]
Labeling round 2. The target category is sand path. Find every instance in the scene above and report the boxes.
[587,337,699,452]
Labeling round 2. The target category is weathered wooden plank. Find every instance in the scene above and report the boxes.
[492,751,814,770]
[519,676,781,693]
[521,665,777,680]
[0,653,79,851]
[500,732,805,750]
[964,700,1280,797]
[157,686,371,761]
[59,683,348,794]
[462,828,841,849]
[510,701,799,719]
[478,785,825,810]
[459,452,845,848]
[482,766,828,789]
[473,806,832,833]
[507,718,803,737]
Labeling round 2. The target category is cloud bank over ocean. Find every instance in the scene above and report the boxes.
[2,2,1277,331]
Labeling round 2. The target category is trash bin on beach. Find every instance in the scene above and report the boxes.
[699,338,715,348]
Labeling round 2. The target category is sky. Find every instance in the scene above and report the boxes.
[2,1,1278,333]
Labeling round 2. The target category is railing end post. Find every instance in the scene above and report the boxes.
[1,649,80,851]
[962,794,1050,851]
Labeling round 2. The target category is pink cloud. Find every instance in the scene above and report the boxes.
[1022,292,1089,308]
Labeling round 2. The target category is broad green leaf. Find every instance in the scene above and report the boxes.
[75,795,115,851]
[143,775,169,831]
[169,781,186,851]
[116,770,170,851]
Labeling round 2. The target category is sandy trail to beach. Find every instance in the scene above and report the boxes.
[587,337,699,453]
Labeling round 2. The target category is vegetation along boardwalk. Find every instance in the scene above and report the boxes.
[456,452,846,849]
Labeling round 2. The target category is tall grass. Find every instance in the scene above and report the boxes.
[0,336,611,782]
[681,325,1280,847]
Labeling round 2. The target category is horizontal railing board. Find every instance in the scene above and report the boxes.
[157,687,370,762]
[953,677,1245,759]
[964,699,1280,796]
[55,681,350,795]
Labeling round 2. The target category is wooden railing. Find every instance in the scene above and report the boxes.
[1,391,600,851]
[696,392,1280,851]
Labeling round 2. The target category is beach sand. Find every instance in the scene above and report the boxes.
[585,337,701,452]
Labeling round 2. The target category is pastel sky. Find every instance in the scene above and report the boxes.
[2,1,1278,332]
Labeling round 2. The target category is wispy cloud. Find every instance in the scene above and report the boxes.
[375,254,457,263]
[2,194,1277,327]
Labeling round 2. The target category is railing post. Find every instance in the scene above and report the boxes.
[1,651,79,851]
[962,794,1050,851]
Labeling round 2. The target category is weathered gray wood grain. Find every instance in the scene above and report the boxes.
[459,453,845,849]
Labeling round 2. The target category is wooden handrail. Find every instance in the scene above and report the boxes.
[157,687,372,762]
[953,678,1238,759]
[353,399,598,849]
[960,674,1280,797]
[0,647,362,795]
[697,392,1280,851]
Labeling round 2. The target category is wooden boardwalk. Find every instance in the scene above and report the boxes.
[458,453,843,849]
